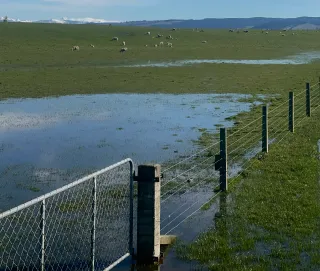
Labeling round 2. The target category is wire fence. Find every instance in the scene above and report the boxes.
[0,159,134,271]
[158,81,320,241]
[1,81,320,270]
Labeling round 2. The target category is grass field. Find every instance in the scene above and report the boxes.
[177,109,320,270]
[1,22,320,269]
[1,23,320,99]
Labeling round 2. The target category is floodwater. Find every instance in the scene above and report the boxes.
[0,93,265,210]
[120,51,320,67]
[0,93,269,271]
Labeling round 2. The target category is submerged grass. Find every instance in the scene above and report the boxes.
[177,110,320,270]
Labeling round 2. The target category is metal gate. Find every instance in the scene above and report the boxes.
[0,158,134,271]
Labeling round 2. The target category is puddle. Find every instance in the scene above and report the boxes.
[120,52,320,67]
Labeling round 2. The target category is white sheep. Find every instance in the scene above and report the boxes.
[202,40,207,43]
[120,47,128,52]
[90,44,95,48]
[72,46,80,51]
[145,44,148,47]
[167,42,173,47]
[145,31,151,35]
[159,41,164,46]
[122,41,126,46]
[154,44,158,47]
[111,37,119,41]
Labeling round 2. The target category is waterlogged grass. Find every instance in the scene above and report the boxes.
[177,110,320,270]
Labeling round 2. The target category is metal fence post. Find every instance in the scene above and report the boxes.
[289,92,294,132]
[306,82,311,117]
[219,128,228,191]
[262,105,268,153]
[129,161,134,258]
[40,200,45,271]
[136,164,161,265]
[91,177,97,271]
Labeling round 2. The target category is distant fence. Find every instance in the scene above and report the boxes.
[1,80,320,270]
[0,159,134,271]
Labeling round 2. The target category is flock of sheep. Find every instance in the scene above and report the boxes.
[71,28,179,53]
[71,27,297,53]
[229,28,296,36]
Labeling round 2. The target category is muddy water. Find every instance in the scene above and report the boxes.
[120,51,320,67]
[0,93,265,210]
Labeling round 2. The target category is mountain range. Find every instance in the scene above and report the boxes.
[2,16,320,30]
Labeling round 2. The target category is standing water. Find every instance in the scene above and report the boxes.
[0,93,263,209]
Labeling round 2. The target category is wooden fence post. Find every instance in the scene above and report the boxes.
[136,164,161,266]
[262,105,268,153]
[306,82,311,117]
[289,92,294,133]
[219,128,228,191]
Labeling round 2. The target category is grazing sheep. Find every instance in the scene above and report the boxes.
[167,42,173,47]
[90,44,95,48]
[159,41,164,46]
[166,35,173,40]
[202,40,207,43]
[172,28,176,31]
[111,37,119,41]
[154,44,158,47]
[265,31,269,34]
[122,41,126,46]
[72,46,80,51]
[229,29,234,32]
[282,34,286,36]
[145,31,151,35]
[120,47,127,52]
[157,34,163,38]
[145,44,148,47]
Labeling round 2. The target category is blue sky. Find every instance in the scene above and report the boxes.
[0,0,318,21]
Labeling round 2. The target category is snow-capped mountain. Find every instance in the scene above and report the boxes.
[0,16,32,23]
[1,16,121,24]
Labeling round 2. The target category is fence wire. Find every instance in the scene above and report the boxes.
[160,139,221,240]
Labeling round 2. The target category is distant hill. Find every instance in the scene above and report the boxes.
[118,17,320,30]
[2,16,320,30]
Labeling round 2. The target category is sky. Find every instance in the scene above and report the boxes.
[0,0,319,22]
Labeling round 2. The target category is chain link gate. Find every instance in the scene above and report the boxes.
[0,158,135,271]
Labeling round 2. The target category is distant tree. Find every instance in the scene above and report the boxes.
[3,16,8,23]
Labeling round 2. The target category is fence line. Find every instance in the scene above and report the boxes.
[1,80,320,269]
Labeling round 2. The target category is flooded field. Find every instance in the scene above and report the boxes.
[0,93,264,210]
[120,51,320,67]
